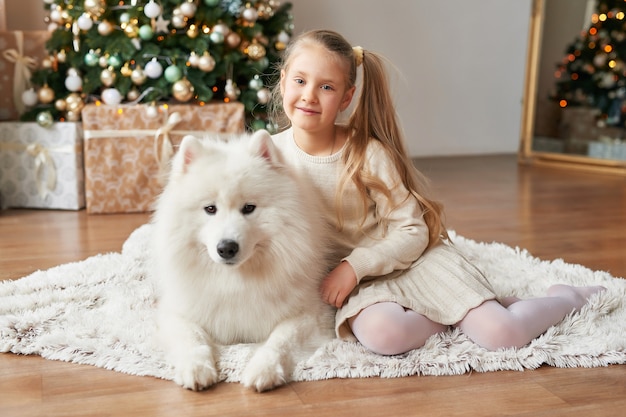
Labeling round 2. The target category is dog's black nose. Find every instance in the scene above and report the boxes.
[217,239,239,260]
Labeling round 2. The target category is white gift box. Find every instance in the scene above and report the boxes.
[588,140,626,161]
[0,122,85,210]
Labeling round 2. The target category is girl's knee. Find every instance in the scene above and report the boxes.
[461,317,529,351]
[349,303,438,355]
[352,313,412,355]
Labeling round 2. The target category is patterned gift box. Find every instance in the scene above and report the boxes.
[588,140,626,160]
[81,102,245,214]
[0,30,49,121]
[0,122,85,210]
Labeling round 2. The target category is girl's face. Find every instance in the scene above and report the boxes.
[280,43,355,135]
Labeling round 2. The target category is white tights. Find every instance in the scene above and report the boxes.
[348,284,605,355]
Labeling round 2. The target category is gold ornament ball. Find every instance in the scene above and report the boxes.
[84,0,106,17]
[127,88,140,101]
[37,85,55,104]
[172,78,195,102]
[226,32,241,48]
[187,24,200,39]
[123,21,139,38]
[55,98,67,111]
[100,68,116,87]
[120,64,132,77]
[66,109,81,122]
[65,93,84,113]
[131,67,147,85]
[246,42,266,60]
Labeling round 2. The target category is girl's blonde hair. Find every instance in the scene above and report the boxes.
[270,30,448,248]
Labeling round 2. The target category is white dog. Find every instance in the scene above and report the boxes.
[151,129,334,392]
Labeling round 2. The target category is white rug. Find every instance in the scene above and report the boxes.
[1,224,625,382]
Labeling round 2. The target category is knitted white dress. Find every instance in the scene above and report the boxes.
[272,128,496,341]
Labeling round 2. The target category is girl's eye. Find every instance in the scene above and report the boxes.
[294,78,304,84]
[241,204,256,214]
[204,205,217,215]
[321,84,333,91]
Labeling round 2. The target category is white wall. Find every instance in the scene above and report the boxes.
[290,0,532,157]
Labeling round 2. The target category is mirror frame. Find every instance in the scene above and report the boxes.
[518,0,626,176]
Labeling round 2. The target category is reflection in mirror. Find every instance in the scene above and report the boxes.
[520,0,626,174]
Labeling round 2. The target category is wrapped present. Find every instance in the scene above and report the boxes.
[0,30,49,120]
[0,122,85,210]
[0,1,5,32]
[81,102,245,214]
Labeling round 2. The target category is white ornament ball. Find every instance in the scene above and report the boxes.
[102,88,123,105]
[22,88,38,106]
[144,1,162,19]
[77,13,94,31]
[146,104,159,119]
[277,30,290,44]
[65,73,83,92]
[171,14,186,29]
[50,9,63,24]
[225,79,240,100]
[212,23,230,36]
[180,2,197,17]
[188,52,200,67]
[145,59,163,79]
[256,87,271,104]
[249,76,263,90]
[242,7,259,22]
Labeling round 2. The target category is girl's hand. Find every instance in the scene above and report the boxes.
[320,261,357,308]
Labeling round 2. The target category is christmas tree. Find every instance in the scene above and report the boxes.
[552,0,626,127]
[21,0,293,131]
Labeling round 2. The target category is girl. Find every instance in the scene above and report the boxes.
[269,29,604,355]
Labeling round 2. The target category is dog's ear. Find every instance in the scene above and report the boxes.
[175,135,204,174]
[249,129,281,164]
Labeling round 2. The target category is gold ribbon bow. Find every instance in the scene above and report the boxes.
[154,111,182,176]
[25,143,57,199]
[2,31,38,116]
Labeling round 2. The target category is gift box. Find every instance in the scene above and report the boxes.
[0,122,85,210]
[0,1,5,32]
[588,139,626,160]
[0,30,49,120]
[81,102,245,214]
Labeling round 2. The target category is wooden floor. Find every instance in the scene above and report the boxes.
[1,154,625,417]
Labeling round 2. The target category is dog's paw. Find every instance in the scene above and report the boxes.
[241,347,287,392]
[173,345,219,391]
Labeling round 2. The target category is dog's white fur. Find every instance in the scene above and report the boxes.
[151,130,334,392]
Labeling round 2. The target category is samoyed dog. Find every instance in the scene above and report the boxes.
[151,129,334,392]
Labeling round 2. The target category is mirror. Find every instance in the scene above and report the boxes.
[519,0,626,175]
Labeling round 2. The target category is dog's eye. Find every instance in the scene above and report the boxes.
[204,205,217,215]
[241,204,256,214]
